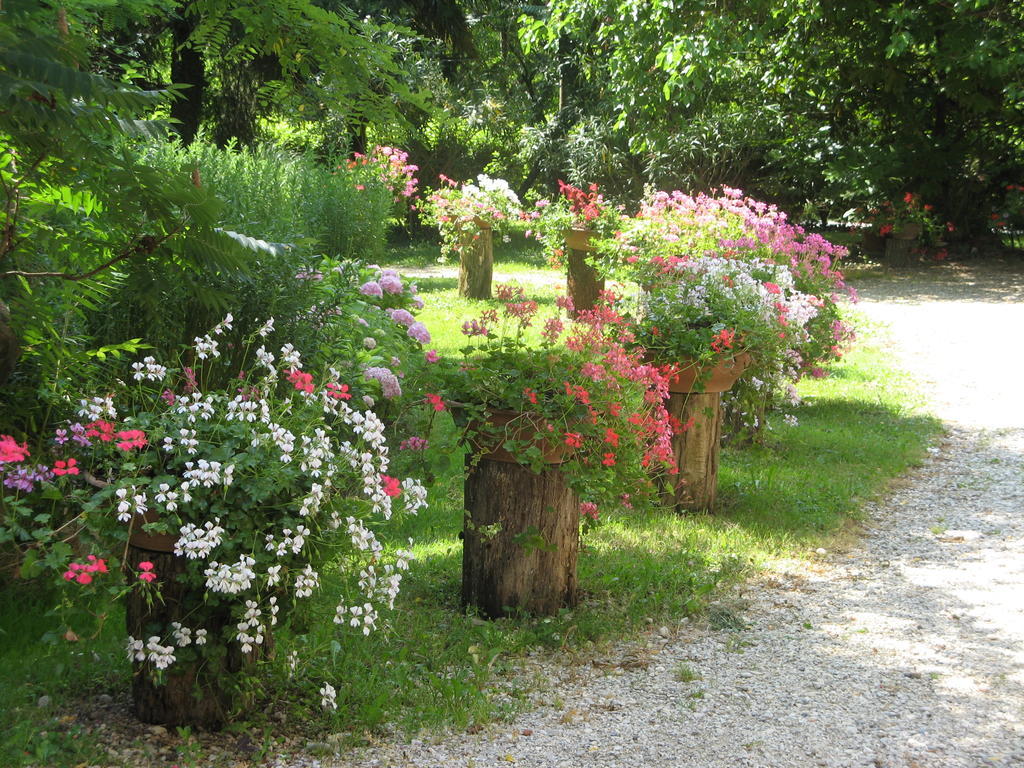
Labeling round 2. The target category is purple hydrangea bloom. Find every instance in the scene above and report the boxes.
[363,366,402,399]
[359,281,383,298]
[389,308,415,327]
[407,322,431,344]
[380,274,403,294]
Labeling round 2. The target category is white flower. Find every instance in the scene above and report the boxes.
[193,334,220,360]
[126,635,146,662]
[257,317,275,338]
[78,395,116,420]
[175,518,224,559]
[194,628,208,646]
[171,621,192,647]
[319,682,337,711]
[204,555,256,594]
[212,313,233,335]
[280,343,302,368]
[145,635,176,670]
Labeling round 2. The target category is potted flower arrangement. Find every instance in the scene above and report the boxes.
[1,315,427,727]
[419,174,525,299]
[415,284,674,617]
[531,181,627,313]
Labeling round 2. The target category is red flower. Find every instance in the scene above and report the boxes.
[115,429,147,452]
[763,282,781,295]
[286,368,315,394]
[53,458,80,476]
[710,328,735,353]
[604,428,620,447]
[425,393,446,411]
[564,432,583,448]
[0,434,29,463]
[601,452,617,466]
[325,382,352,400]
[381,475,402,497]
[85,420,115,442]
[879,224,894,237]
[523,387,538,404]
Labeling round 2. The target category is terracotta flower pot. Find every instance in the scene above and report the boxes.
[563,228,596,252]
[468,409,573,464]
[660,353,752,394]
[129,508,178,553]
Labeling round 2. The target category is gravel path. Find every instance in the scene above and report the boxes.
[316,260,1024,768]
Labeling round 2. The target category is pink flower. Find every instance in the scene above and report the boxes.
[381,475,402,497]
[764,282,781,295]
[53,458,80,476]
[286,368,315,394]
[579,502,599,521]
[115,429,148,452]
[425,393,446,411]
[138,572,157,583]
[425,349,440,364]
[0,435,30,464]
[407,322,431,344]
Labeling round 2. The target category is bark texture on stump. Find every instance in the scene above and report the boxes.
[125,545,264,729]
[662,391,723,512]
[566,247,605,315]
[463,458,579,618]
[458,226,493,299]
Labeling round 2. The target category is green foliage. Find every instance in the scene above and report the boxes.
[0,0,283,436]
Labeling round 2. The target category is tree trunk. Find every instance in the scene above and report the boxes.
[0,300,19,386]
[169,9,205,147]
[661,391,723,512]
[462,458,579,618]
[458,224,493,300]
[566,247,604,315]
[125,544,267,728]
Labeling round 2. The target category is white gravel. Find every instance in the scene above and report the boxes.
[303,261,1024,768]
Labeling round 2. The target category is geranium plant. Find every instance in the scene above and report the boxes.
[1,315,427,723]
[859,192,940,241]
[603,187,856,436]
[630,254,822,391]
[419,174,525,261]
[530,181,627,269]
[417,284,675,520]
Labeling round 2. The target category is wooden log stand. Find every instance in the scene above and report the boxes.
[458,220,494,299]
[661,391,723,512]
[462,454,579,619]
[657,354,750,513]
[125,528,267,728]
[564,228,604,314]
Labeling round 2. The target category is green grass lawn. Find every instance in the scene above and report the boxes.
[0,272,941,766]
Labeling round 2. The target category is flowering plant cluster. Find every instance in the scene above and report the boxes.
[858,192,943,241]
[417,284,675,520]
[292,261,437,417]
[528,181,627,269]
[345,145,419,202]
[419,174,526,261]
[633,255,821,386]
[596,187,856,435]
[1,316,426,701]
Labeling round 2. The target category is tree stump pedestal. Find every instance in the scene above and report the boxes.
[458,221,494,299]
[125,542,266,728]
[564,229,604,314]
[462,457,579,618]
[660,391,723,512]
